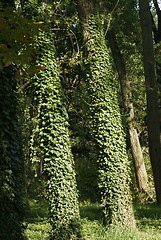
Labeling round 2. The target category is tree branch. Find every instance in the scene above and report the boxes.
[153,0,160,14]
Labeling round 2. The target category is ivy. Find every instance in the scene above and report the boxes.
[31,30,81,240]
[21,1,82,239]
[0,66,26,239]
[78,2,135,227]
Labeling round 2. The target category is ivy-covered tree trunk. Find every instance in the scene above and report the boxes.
[139,0,161,204]
[0,0,26,239]
[0,66,26,240]
[31,31,81,239]
[77,0,135,226]
[20,1,81,239]
[107,29,149,198]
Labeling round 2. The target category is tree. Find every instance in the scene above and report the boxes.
[139,0,161,204]
[77,0,135,226]
[151,0,161,112]
[151,0,161,44]
[0,67,26,240]
[0,1,27,239]
[107,29,149,198]
[20,0,81,239]
[52,0,100,202]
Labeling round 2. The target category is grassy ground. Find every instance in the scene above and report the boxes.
[24,201,161,240]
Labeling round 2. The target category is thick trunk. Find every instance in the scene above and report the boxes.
[77,0,135,227]
[107,30,149,196]
[0,1,26,239]
[21,1,81,239]
[139,0,161,204]
[0,67,26,240]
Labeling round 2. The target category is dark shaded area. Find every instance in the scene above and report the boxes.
[80,204,102,221]
[24,200,49,224]
[25,200,161,234]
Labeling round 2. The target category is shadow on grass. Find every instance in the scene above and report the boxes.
[80,202,161,229]
[80,202,102,221]
[25,200,161,230]
[135,203,161,229]
[25,200,49,224]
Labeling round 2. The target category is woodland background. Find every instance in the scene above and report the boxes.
[1,0,161,239]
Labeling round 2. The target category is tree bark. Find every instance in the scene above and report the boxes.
[152,0,161,43]
[139,0,161,204]
[107,30,149,197]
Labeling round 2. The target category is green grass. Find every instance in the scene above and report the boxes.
[24,200,51,240]
[24,201,161,240]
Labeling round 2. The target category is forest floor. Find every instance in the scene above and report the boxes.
[25,201,161,240]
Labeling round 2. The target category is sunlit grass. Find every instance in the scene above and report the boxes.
[25,201,161,240]
[25,220,51,240]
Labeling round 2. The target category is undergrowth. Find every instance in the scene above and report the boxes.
[24,200,161,240]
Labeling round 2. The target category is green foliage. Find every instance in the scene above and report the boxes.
[20,0,52,22]
[0,4,39,70]
[52,0,100,203]
[109,0,141,53]
[25,201,161,240]
[81,219,161,240]
[25,221,51,240]
[75,153,99,202]
[79,7,135,226]
[29,30,81,239]
[0,66,26,239]
[20,1,82,238]
[110,0,147,142]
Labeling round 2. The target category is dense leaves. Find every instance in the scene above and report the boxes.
[0,3,39,70]
[1,0,160,238]
[0,66,26,239]
[20,0,81,239]
[30,30,81,239]
[77,0,135,226]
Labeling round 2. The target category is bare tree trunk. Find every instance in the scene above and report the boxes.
[139,0,161,204]
[107,30,149,197]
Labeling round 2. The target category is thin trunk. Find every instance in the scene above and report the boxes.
[139,0,161,204]
[151,1,161,141]
[107,30,149,197]
[152,0,161,43]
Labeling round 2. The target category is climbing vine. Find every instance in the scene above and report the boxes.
[30,31,81,239]
[21,0,81,239]
[0,66,26,240]
[0,1,27,239]
[77,0,135,227]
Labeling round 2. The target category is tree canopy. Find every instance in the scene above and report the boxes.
[0,0,161,239]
